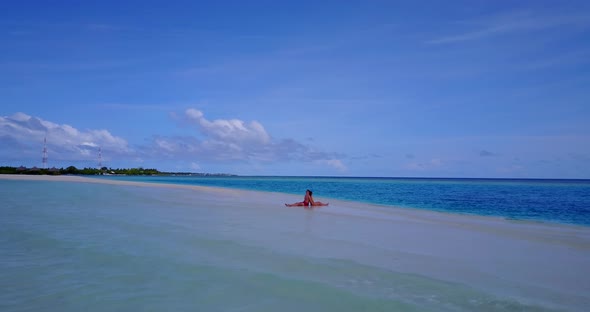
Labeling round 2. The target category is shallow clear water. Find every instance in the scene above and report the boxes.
[1,179,567,311]
[100,176,590,226]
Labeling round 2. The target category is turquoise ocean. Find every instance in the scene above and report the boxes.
[2,176,589,311]
[102,176,590,226]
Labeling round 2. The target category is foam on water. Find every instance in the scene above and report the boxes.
[1,178,588,311]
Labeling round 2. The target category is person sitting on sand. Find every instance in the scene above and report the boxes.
[285,189,312,207]
[308,190,329,206]
[285,190,329,207]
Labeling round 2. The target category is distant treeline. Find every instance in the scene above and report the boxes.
[0,166,160,176]
[0,166,236,176]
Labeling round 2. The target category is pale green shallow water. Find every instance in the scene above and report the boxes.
[0,179,573,311]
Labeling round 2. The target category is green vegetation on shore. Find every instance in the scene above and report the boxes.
[0,166,235,176]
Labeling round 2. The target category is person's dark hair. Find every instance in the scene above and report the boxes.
[307,189,313,196]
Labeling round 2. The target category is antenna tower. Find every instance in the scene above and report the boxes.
[98,147,102,169]
[42,136,48,169]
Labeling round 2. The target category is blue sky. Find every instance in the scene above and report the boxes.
[1,1,589,178]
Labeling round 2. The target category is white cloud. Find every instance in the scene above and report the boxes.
[190,162,201,171]
[155,138,176,152]
[1,110,346,173]
[186,108,270,145]
[0,113,130,162]
[325,159,347,172]
[10,112,30,122]
[428,10,590,44]
[145,108,344,169]
[81,142,98,147]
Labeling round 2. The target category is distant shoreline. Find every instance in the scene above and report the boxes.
[0,165,236,177]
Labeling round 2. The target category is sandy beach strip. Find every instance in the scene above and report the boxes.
[2,174,589,242]
[0,174,245,194]
[3,173,590,309]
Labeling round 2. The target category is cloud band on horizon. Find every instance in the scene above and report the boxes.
[0,110,347,172]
